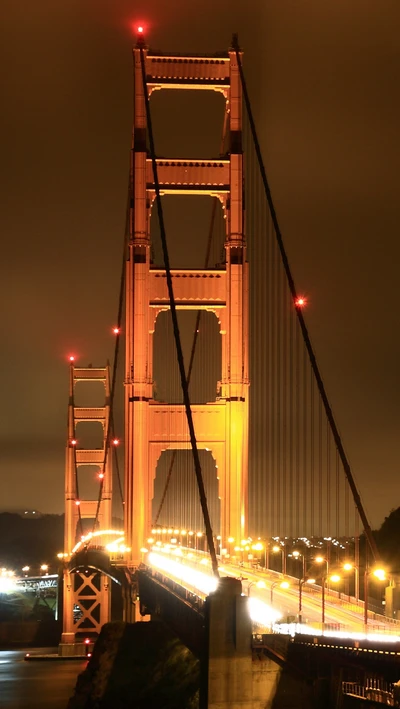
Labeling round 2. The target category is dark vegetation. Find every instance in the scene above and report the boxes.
[67,621,200,709]
[1,509,400,573]
[374,507,400,572]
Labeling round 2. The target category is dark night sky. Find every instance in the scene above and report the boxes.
[1,1,399,528]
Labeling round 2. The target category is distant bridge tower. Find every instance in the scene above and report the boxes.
[124,40,249,570]
[61,364,112,644]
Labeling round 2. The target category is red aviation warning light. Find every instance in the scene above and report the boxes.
[75,500,81,507]
[112,438,120,446]
[69,355,75,362]
[98,472,105,480]
[295,296,307,308]
[70,439,77,447]
[137,25,144,34]
[112,327,120,335]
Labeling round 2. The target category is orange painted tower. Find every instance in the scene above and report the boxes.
[124,39,249,570]
[61,364,112,644]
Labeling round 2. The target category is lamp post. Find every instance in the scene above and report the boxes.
[272,544,286,574]
[321,573,341,629]
[298,577,316,623]
[251,542,265,568]
[364,566,386,629]
[292,550,306,579]
[270,580,290,604]
[342,562,360,602]
[248,580,267,597]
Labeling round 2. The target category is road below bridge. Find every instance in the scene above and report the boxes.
[0,649,85,709]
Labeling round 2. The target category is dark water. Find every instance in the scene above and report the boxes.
[0,649,85,708]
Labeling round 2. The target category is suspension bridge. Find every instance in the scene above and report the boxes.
[57,31,400,707]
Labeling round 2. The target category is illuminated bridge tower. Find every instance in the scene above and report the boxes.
[125,40,249,569]
[61,364,112,645]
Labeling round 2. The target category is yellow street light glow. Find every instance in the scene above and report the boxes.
[343,563,353,571]
[188,531,194,536]
[280,581,290,590]
[373,568,386,581]
[253,543,263,551]
[228,537,235,543]
[40,564,48,571]
[147,538,154,544]
[181,530,187,535]
[315,556,325,564]
[168,529,172,534]
[140,547,148,553]
[306,578,316,584]
[152,529,157,534]
[256,581,266,589]
[272,546,281,553]
[292,550,300,557]
[330,574,341,583]
[234,546,240,552]
[197,532,203,538]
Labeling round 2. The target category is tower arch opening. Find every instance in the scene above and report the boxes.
[153,309,221,404]
[150,194,226,269]
[152,448,220,536]
[149,89,227,159]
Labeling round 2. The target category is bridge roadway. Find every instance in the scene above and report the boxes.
[146,546,400,640]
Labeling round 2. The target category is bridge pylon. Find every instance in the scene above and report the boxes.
[61,364,113,646]
[125,39,249,568]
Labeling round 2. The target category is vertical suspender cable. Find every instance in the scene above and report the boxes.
[234,36,379,563]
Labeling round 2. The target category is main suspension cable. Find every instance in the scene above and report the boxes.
[233,35,379,562]
[139,42,219,578]
[90,191,130,535]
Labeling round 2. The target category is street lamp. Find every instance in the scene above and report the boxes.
[292,550,306,578]
[342,562,360,601]
[272,544,286,574]
[314,555,328,573]
[251,542,265,568]
[270,580,290,604]
[248,580,266,597]
[298,577,316,623]
[364,567,386,629]
[196,532,203,551]
[322,573,341,628]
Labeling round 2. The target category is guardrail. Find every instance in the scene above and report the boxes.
[342,681,395,705]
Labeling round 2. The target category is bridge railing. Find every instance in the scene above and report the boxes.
[342,682,395,705]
